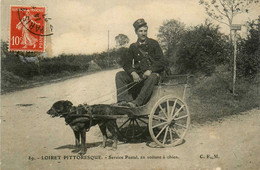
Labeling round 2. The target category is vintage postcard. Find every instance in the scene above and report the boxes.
[1,0,260,170]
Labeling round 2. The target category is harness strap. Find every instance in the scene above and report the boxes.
[63,106,92,132]
[116,81,139,97]
[86,81,136,104]
[83,105,93,132]
[86,111,92,132]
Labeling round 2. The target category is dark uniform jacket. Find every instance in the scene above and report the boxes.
[123,38,165,75]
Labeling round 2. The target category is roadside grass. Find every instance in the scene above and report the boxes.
[1,69,103,94]
[187,72,260,124]
[1,47,125,94]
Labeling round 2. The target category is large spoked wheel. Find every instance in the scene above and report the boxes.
[116,114,149,140]
[149,95,190,147]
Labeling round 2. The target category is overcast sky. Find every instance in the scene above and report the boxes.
[1,0,260,56]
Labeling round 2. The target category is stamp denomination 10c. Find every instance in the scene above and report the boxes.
[9,6,46,52]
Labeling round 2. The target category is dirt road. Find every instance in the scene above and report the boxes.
[1,69,260,170]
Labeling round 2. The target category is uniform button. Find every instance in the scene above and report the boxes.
[138,53,140,56]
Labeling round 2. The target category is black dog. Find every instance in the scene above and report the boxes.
[47,100,124,155]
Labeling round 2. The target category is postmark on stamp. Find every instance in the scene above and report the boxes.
[9,6,48,52]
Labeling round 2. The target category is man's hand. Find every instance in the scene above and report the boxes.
[143,70,152,79]
[131,72,141,82]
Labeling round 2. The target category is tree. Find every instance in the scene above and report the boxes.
[176,23,231,75]
[157,19,186,55]
[199,0,259,41]
[157,19,186,73]
[115,34,129,47]
[237,16,260,78]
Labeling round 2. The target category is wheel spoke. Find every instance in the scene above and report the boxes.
[155,124,167,139]
[152,121,167,129]
[158,104,168,118]
[153,115,167,121]
[170,99,177,117]
[169,128,173,143]
[173,105,185,119]
[137,118,148,125]
[176,129,181,138]
[132,122,135,137]
[175,123,187,129]
[171,127,181,138]
[123,120,132,136]
[174,115,188,121]
[167,100,170,116]
[119,118,130,129]
[163,126,169,144]
[128,119,133,127]
[125,125,130,136]
[134,119,141,128]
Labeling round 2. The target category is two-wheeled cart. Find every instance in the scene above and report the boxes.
[114,74,191,147]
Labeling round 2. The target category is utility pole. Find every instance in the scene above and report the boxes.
[230,24,241,95]
[107,30,110,67]
[108,30,110,58]
[233,30,237,95]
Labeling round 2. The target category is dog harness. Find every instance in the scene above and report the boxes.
[67,105,93,132]
[52,106,93,132]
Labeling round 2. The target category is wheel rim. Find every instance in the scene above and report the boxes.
[149,95,190,147]
[116,115,148,140]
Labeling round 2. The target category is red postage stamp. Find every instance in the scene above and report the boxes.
[9,6,46,52]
